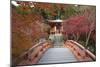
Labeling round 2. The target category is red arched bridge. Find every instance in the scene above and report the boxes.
[13,39,96,66]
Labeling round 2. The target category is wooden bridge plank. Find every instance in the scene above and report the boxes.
[38,48,77,64]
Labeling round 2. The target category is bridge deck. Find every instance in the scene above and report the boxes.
[17,33,95,65]
[38,48,78,64]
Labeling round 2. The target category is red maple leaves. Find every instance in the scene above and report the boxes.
[63,15,95,41]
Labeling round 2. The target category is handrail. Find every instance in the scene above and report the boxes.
[68,40,85,50]
[19,41,46,58]
[85,49,96,60]
[65,40,96,61]
[13,40,51,65]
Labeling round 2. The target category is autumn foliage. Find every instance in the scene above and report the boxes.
[62,7,96,54]
[12,5,50,60]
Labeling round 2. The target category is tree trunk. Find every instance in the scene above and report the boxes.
[72,33,76,40]
[76,33,80,41]
[86,22,94,47]
[85,29,92,47]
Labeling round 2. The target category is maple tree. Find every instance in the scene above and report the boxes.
[63,6,96,54]
[12,5,50,60]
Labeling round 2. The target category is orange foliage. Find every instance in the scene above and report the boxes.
[12,6,49,60]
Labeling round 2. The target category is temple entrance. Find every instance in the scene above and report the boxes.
[47,20,64,47]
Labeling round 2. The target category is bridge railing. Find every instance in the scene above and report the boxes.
[13,40,52,66]
[64,40,96,61]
